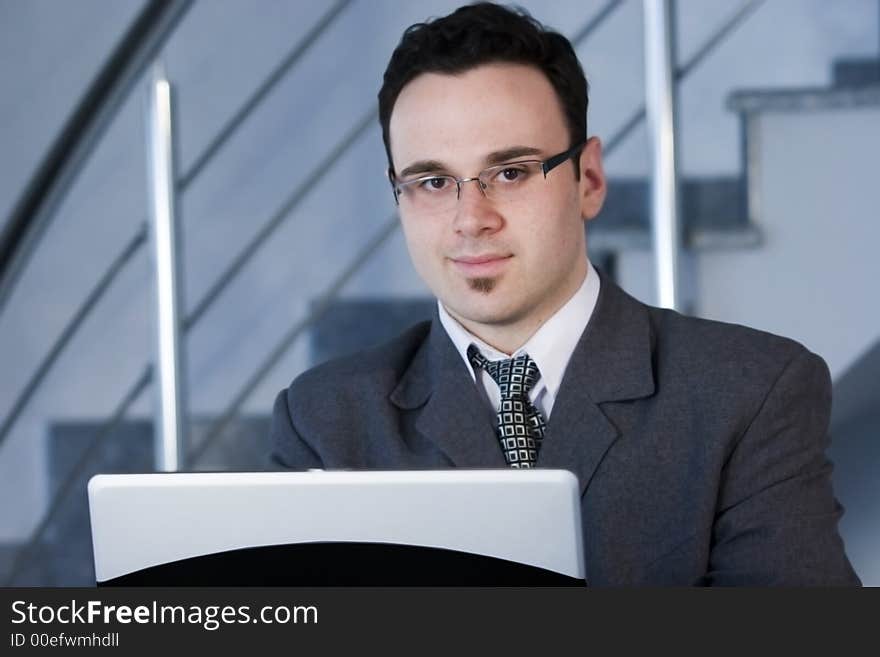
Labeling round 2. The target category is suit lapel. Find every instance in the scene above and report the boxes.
[538,389,620,497]
[538,272,656,495]
[389,273,657,484]
[390,313,507,467]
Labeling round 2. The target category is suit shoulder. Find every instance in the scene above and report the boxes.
[644,302,824,383]
[283,319,432,403]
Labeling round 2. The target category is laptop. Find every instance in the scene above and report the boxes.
[88,469,585,586]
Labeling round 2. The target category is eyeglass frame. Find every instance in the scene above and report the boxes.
[387,140,586,206]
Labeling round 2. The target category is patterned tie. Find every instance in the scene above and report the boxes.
[467,345,547,468]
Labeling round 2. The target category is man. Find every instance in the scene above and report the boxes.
[270,3,859,586]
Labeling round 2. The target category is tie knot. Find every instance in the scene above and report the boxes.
[467,345,542,398]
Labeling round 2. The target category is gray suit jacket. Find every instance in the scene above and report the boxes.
[270,274,859,586]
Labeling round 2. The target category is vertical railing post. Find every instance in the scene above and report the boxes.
[643,0,682,310]
[146,64,186,471]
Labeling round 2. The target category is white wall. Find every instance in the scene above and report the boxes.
[698,105,880,380]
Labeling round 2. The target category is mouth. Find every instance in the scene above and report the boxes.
[449,253,513,277]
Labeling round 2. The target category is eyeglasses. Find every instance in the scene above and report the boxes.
[389,142,585,215]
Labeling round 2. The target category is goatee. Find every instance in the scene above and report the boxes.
[468,277,496,294]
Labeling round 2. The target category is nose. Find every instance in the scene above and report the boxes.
[452,179,503,237]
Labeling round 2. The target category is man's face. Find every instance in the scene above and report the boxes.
[389,63,605,349]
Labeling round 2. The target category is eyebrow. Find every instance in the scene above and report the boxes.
[485,145,543,165]
[397,145,545,179]
[398,159,446,179]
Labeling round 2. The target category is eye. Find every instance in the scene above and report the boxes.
[490,163,535,184]
[404,176,451,194]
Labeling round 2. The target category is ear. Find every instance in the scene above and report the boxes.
[578,137,606,221]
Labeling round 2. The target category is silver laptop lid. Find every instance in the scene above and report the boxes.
[88,469,584,584]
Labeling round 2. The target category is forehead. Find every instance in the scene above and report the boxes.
[388,63,570,168]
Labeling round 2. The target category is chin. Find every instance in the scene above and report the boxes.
[453,299,520,326]
[438,279,521,324]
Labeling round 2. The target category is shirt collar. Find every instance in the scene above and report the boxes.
[438,260,601,398]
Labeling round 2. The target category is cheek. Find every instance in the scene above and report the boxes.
[547,191,585,248]
[400,218,441,274]
[519,202,580,249]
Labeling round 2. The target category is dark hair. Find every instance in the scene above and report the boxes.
[378,2,588,175]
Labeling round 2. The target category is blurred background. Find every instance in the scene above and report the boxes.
[0,0,877,586]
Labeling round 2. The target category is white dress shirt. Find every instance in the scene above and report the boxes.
[438,260,601,420]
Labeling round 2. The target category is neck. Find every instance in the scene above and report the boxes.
[460,322,536,356]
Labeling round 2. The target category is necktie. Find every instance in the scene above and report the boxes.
[467,345,547,468]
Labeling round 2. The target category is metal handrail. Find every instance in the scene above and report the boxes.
[603,0,764,159]
[0,0,193,314]
[0,0,354,451]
